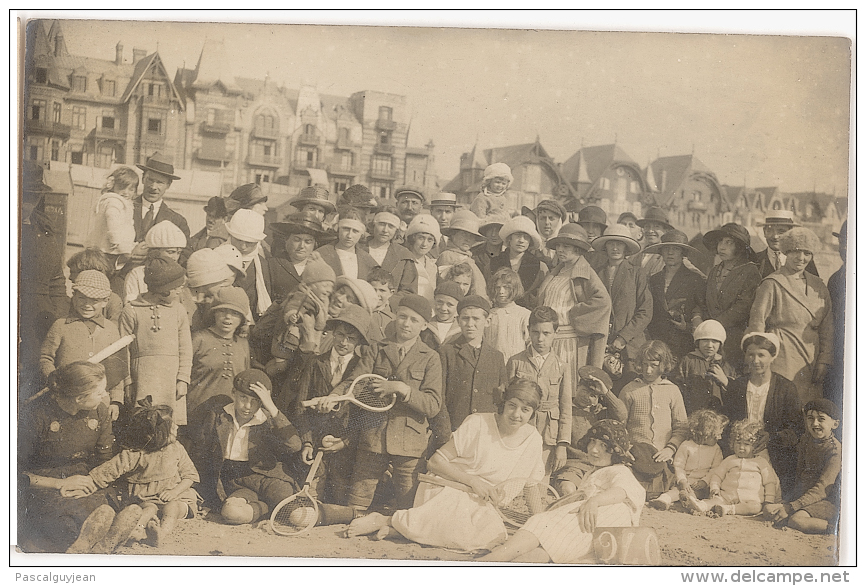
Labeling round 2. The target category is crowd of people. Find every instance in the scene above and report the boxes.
[17,154,847,562]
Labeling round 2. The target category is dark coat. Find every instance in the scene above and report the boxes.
[589,257,653,359]
[722,373,804,498]
[266,257,304,304]
[132,197,191,243]
[316,244,380,282]
[234,250,273,319]
[359,338,443,458]
[751,247,819,279]
[489,251,546,309]
[437,337,508,433]
[825,263,846,407]
[362,242,418,294]
[647,264,707,359]
[706,260,762,372]
[187,394,302,506]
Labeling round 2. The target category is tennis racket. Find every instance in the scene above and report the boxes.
[417,473,559,528]
[270,451,324,537]
[300,373,396,412]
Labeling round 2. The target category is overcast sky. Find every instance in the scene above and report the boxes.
[39,11,853,195]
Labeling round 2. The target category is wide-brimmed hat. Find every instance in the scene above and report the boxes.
[442,210,484,239]
[636,206,674,231]
[211,287,251,319]
[576,419,634,466]
[72,270,112,300]
[522,199,568,223]
[426,192,458,208]
[643,229,701,256]
[483,162,513,184]
[778,227,821,255]
[340,184,378,209]
[395,185,426,204]
[703,223,751,251]
[545,222,592,252]
[203,196,228,217]
[478,212,510,236]
[225,209,267,242]
[290,185,336,214]
[757,210,799,228]
[136,152,181,181]
[326,303,372,345]
[405,214,441,245]
[335,276,379,313]
[270,211,332,242]
[499,216,543,250]
[577,205,608,230]
[228,183,267,211]
[592,224,641,256]
[186,248,234,288]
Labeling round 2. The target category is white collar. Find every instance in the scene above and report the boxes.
[224,403,267,428]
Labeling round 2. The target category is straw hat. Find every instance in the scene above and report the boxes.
[499,216,543,250]
[290,185,336,214]
[757,210,799,227]
[592,224,641,256]
[225,209,267,242]
[427,192,458,209]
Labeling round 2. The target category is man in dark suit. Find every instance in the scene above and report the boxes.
[132,153,191,256]
[751,210,819,278]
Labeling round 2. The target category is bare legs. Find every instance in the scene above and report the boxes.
[788,511,830,534]
[478,529,550,563]
[145,501,189,547]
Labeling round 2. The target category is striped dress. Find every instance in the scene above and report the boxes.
[522,464,645,563]
[537,273,586,392]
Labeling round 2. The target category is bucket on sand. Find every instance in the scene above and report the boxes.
[592,526,660,565]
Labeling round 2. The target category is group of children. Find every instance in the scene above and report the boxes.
[24,168,842,556]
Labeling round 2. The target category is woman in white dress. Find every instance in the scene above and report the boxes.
[480,419,645,563]
[345,379,545,552]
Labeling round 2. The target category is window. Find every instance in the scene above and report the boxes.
[600,177,610,191]
[693,191,701,201]
[772,201,782,211]
[103,79,115,96]
[630,181,640,194]
[148,83,162,97]
[147,118,162,134]
[72,106,86,130]
[371,183,390,199]
[340,151,354,170]
[254,113,276,133]
[255,173,271,184]
[35,68,47,84]
[372,155,391,172]
[306,150,315,165]
[304,123,316,135]
[30,145,40,161]
[263,144,272,156]
[295,147,316,167]
[53,103,61,123]
[379,131,391,145]
[73,75,87,92]
[31,99,46,120]
[102,111,115,130]
[51,140,60,161]
[334,181,348,194]
[71,151,83,165]
[378,106,392,121]
[524,164,541,193]
[339,127,350,141]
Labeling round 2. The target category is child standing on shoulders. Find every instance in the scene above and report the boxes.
[685,419,780,517]
[552,365,627,496]
[764,399,841,534]
[186,287,251,421]
[345,294,443,511]
[419,281,463,351]
[649,409,728,511]
[187,369,302,524]
[88,399,199,547]
[434,296,507,451]
[487,267,531,362]
[619,340,689,495]
[367,267,397,342]
[674,320,735,413]
[88,166,139,266]
[506,306,574,480]
[120,256,192,425]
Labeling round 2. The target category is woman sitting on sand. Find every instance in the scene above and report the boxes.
[345,378,545,552]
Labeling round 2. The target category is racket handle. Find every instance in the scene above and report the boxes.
[301,395,346,408]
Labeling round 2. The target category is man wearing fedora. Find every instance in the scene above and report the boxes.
[751,210,819,278]
[133,153,190,245]
[427,192,459,258]
[188,196,229,257]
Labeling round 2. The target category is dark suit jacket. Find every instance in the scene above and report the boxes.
[359,337,443,458]
[266,257,303,304]
[489,251,546,308]
[722,373,804,496]
[751,247,819,279]
[187,394,302,506]
[362,242,418,294]
[706,260,762,370]
[132,197,191,242]
[437,337,507,433]
[647,264,707,358]
[316,244,380,282]
[589,257,653,358]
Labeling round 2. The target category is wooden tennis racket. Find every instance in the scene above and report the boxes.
[417,473,559,528]
[300,373,396,412]
[270,451,324,537]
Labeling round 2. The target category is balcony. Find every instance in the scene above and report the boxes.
[142,94,171,106]
[297,133,320,147]
[293,160,326,170]
[688,200,708,212]
[202,121,232,135]
[25,118,71,138]
[92,126,124,141]
[335,136,357,150]
[376,118,397,131]
[251,126,280,140]
[369,168,400,181]
[327,164,360,176]
[247,153,283,168]
[374,142,395,155]
[195,147,231,163]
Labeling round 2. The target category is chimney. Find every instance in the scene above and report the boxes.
[54,32,64,57]
[660,169,667,193]
[133,48,146,63]
[116,42,123,65]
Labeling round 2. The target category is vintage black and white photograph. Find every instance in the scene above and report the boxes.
[13,11,855,569]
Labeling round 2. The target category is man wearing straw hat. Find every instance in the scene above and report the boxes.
[427,192,459,258]
[752,210,819,278]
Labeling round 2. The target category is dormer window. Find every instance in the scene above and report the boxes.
[73,75,87,92]
[103,79,116,97]
[35,68,48,84]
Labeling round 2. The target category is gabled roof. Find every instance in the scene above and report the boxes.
[561,144,638,186]
[649,154,717,207]
[483,142,550,169]
[119,52,183,107]
[190,39,243,94]
[722,185,748,209]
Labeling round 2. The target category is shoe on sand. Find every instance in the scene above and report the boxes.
[680,492,709,515]
[66,505,115,554]
[648,498,670,511]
